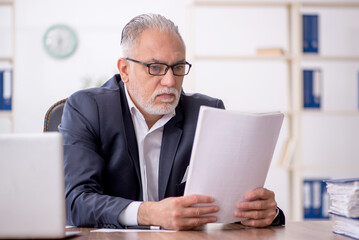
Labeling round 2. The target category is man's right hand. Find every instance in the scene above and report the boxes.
[137,195,219,230]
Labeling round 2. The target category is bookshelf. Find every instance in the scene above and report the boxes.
[0,0,15,133]
[186,0,359,220]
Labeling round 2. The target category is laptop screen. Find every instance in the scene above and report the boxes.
[0,132,67,239]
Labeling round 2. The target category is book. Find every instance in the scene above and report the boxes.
[303,179,330,219]
[302,14,319,53]
[0,69,12,111]
[256,48,284,56]
[184,107,284,224]
[303,69,321,109]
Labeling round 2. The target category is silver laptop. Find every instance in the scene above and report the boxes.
[0,132,77,239]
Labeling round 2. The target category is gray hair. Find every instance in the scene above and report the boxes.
[120,13,185,57]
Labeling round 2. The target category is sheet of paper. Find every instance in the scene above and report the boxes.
[184,106,284,224]
[90,229,175,233]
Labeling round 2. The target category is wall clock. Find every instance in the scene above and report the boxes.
[43,24,78,59]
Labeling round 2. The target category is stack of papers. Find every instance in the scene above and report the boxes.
[325,178,359,239]
[331,215,359,239]
[184,107,284,224]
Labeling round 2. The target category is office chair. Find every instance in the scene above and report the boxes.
[43,99,67,132]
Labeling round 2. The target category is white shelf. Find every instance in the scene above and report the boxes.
[0,57,14,62]
[194,54,359,62]
[193,0,359,8]
[0,111,12,117]
[194,54,292,61]
[302,2,359,8]
[0,0,13,6]
[301,55,359,61]
[299,164,359,171]
[192,1,292,7]
[300,110,359,116]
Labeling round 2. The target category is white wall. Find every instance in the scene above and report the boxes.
[13,0,191,133]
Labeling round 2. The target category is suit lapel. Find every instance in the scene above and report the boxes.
[118,81,142,199]
[158,106,183,200]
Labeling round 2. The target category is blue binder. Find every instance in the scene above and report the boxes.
[303,14,319,53]
[303,69,321,108]
[0,69,12,111]
[0,71,3,110]
[303,179,330,219]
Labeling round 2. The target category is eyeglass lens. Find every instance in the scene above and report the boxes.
[149,63,190,76]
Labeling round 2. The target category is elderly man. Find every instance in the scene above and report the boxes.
[60,13,284,230]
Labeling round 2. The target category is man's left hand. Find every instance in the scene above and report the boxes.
[234,187,278,227]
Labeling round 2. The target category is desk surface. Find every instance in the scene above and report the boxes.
[68,221,349,240]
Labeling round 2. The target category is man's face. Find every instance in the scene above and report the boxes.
[125,29,186,117]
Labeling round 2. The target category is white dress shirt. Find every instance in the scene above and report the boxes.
[118,84,175,226]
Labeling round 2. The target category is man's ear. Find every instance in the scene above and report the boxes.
[117,58,129,83]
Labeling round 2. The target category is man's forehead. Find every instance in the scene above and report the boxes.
[134,29,186,63]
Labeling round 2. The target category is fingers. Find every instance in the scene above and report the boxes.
[243,187,275,201]
[234,188,278,228]
[180,204,219,218]
[138,195,219,230]
[171,215,218,230]
[180,194,215,207]
[235,205,277,228]
[172,195,219,221]
[237,198,277,210]
[235,208,276,220]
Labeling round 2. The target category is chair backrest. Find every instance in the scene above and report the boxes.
[43,99,67,132]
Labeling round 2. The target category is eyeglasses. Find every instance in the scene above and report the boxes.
[125,58,192,76]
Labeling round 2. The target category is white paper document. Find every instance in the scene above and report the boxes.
[90,229,175,233]
[184,106,284,224]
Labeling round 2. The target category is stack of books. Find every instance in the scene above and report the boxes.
[326,178,359,239]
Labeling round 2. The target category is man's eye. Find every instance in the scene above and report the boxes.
[149,64,163,73]
[174,65,185,70]
[173,64,185,74]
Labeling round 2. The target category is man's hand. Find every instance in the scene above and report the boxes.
[137,195,219,230]
[234,187,277,227]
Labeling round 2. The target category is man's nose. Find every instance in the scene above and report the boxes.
[160,68,176,87]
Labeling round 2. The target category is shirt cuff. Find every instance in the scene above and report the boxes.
[118,201,142,226]
[271,207,285,226]
[274,207,280,220]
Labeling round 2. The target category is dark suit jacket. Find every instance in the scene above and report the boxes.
[59,74,225,228]
[60,74,285,228]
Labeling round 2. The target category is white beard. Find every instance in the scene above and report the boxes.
[126,81,180,115]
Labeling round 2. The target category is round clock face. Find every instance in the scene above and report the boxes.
[43,24,78,59]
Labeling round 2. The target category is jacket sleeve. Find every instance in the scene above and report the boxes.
[59,91,131,228]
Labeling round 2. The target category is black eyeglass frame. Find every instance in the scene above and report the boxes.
[125,57,192,76]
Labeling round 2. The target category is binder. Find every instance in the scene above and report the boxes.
[0,69,12,111]
[302,14,319,53]
[0,70,3,110]
[303,179,330,219]
[303,69,321,108]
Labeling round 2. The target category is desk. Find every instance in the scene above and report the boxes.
[68,221,349,240]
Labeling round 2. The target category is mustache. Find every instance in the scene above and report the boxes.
[151,88,179,101]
